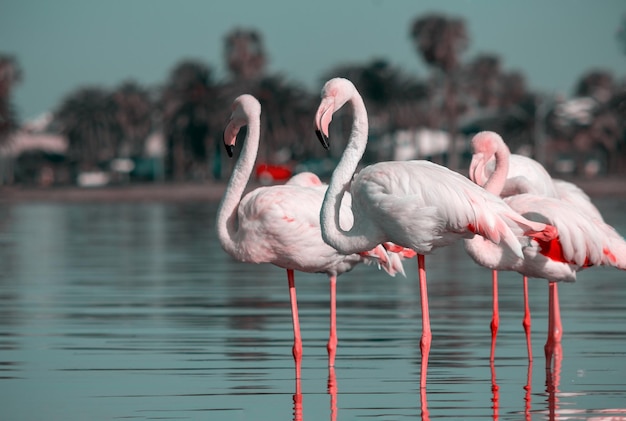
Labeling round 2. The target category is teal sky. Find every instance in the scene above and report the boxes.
[1,0,625,120]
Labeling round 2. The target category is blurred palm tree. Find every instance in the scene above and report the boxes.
[460,54,538,154]
[220,27,318,172]
[160,60,216,180]
[545,70,625,175]
[55,86,120,177]
[0,54,22,148]
[256,75,316,163]
[224,28,267,82]
[410,13,468,170]
[113,81,154,159]
[574,70,614,103]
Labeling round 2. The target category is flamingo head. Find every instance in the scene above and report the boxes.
[468,131,503,186]
[314,78,357,150]
[223,94,261,158]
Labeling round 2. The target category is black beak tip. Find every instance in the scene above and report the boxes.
[221,129,234,158]
[224,142,234,158]
[315,129,330,150]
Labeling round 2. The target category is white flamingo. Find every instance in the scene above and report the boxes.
[314,78,555,388]
[216,94,411,376]
[465,131,626,364]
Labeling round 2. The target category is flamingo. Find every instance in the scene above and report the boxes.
[313,78,556,388]
[465,130,626,364]
[469,131,608,360]
[216,94,411,376]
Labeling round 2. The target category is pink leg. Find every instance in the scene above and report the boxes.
[490,270,499,362]
[522,276,533,361]
[327,275,338,367]
[544,282,562,368]
[418,254,431,389]
[287,269,302,378]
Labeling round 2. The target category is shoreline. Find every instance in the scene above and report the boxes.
[0,176,625,203]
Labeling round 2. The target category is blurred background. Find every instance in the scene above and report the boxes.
[1,0,625,187]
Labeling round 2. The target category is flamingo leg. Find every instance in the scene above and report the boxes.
[522,276,533,361]
[287,269,303,378]
[418,254,431,389]
[544,282,562,369]
[327,275,338,367]
[490,270,499,362]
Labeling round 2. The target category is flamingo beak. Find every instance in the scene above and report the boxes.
[315,129,329,150]
[222,118,240,158]
[314,98,334,150]
[469,153,486,186]
[223,141,234,158]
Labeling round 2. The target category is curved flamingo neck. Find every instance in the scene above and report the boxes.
[320,90,375,254]
[216,114,261,258]
[483,141,510,196]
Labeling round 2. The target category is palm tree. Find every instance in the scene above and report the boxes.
[160,60,215,180]
[55,86,120,179]
[574,70,614,103]
[410,13,468,170]
[460,54,538,155]
[113,81,154,159]
[0,54,22,147]
[224,28,267,82]
[220,27,320,172]
[255,74,317,163]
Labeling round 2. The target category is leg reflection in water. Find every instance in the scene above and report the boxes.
[490,359,500,420]
[545,343,563,421]
[292,369,303,421]
[420,381,430,421]
[524,360,533,421]
[292,367,339,421]
[328,367,337,421]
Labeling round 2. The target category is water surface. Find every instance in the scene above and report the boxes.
[1,198,625,420]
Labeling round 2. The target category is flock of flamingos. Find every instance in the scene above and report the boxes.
[215,77,626,390]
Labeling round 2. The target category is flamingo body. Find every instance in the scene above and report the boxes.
[345,159,550,256]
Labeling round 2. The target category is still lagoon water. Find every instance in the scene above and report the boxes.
[0,196,625,420]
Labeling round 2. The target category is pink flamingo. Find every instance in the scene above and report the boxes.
[216,94,410,376]
[465,131,626,364]
[469,132,607,360]
[313,78,555,388]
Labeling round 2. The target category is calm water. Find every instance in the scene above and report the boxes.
[0,197,625,421]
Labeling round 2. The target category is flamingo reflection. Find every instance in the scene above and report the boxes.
[524,361,533,421]
[292,373,303,421]
[292,367,339,421]
[328,367,337,421]
[490,360,500,420]
[545,343,563,421]
[420,386,430,421]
